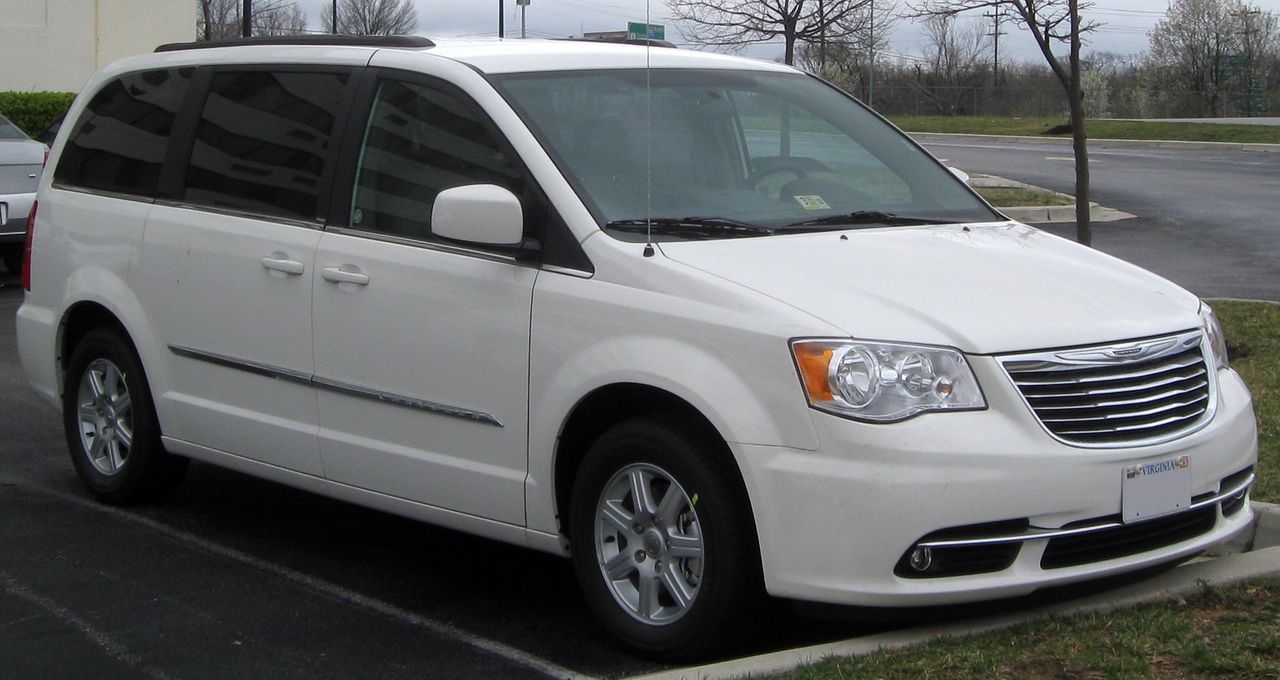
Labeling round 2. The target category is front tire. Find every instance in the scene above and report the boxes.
[62,328,187,503]
[569,416,762,660]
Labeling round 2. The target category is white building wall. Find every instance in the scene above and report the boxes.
[0,0,195,93]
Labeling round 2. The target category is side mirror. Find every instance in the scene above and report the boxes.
[948,167,972,186]
[431,184,524,247]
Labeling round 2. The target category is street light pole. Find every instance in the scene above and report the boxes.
[867,0,875,106]
[498,0,505,38]
[520,0,529,39]
[242,0,252,37]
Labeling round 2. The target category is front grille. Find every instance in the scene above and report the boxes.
[1001,331,1213,447]
[1041,505,1216,569]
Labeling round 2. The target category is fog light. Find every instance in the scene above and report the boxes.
[908,546,933,572]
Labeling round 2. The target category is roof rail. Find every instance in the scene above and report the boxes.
[155,35,434,53]
[554,37,678,49]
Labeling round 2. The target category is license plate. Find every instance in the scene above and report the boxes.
[1122,455,1191,523]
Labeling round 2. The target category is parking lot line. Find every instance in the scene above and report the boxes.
[7,476,596,680]
[1,569,176,680]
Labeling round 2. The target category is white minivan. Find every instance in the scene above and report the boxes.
[16,35,1258,659]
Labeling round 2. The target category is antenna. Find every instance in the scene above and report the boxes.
[643,0,655,257]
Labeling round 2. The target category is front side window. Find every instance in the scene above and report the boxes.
[495,69,999,240]
[348,78,523,242]
[184,70,348,221]
[54,68,193,197]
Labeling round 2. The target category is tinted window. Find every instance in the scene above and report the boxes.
[0,113,27,140]
[349,79,522,241]
[54,68,193,196]
[185,70,348,221]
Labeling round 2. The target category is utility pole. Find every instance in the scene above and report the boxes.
[868,0,875,106]
[1235,7,1261,115]
[984,5,1006,87]
[242,0,251,37]
[518,0,530,38]
[819,0,826,74]
[498,0,505,38]
[332,0,338,34]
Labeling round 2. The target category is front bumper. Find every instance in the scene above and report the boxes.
[736,357,1259,607]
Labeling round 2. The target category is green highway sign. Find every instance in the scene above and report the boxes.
[626,22,665,41]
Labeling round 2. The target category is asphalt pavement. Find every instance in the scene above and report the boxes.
[920,136,1280,302]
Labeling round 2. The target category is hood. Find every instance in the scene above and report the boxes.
[658,222,1201,354]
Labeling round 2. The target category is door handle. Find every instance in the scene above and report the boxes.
[260,255,305,275]
[320,266,370,286]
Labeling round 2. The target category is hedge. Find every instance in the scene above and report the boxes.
[0,91,77,138]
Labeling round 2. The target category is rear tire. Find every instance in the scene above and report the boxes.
[569,416,762,660]
[62,328,187,503]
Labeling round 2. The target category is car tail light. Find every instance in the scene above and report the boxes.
[22,200,36,291]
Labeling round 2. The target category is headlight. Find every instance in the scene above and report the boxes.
[791,339,986,422]
[1199,302,1228,370]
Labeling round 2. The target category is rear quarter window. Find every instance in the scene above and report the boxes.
[54,68,194,197]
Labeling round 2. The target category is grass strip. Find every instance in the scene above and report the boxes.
[779,578,1280,680]
[976,187,1075,207]
[892,116,1280,145]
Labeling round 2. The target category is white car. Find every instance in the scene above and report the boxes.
[16,36,1257,659]
[0,112,43,273]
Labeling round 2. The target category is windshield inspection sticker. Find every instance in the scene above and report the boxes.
[793,195,831,211]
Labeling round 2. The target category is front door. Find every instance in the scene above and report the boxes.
[312,75,536,523]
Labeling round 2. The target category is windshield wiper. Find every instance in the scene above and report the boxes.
[605,217,775,239]
[786,211,957,229]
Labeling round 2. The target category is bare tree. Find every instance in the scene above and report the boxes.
[1149,0,1279,116]
[666,0,875,65]
[917,14,991,112]
[323,0,418,36]
[197,0,308,40]
[911,0,1098,246]
[795,0,897,99]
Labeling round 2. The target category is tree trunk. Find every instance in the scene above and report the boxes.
[1068,0,1091,247]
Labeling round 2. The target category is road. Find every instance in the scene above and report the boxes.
[919,136,1280,302]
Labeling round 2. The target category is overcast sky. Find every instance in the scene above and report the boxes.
[298,0,1280,63]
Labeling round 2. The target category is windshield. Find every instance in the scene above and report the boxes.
[0,113,30,141]
[493,68,999,240]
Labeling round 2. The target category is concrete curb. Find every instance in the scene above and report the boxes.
[968,173,1135,224]
[630,502,1280,680]
[910,131,1280,153]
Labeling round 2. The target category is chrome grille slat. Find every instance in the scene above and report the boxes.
[1021,372,1206,400]
[1040,394,1208,424]
[1000,330,1214,447]
[1031,384,1210,411]
[1050,411,1205,436]
[1010,354,1204,385]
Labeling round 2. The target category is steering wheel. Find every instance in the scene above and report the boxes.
[748,159,811,188]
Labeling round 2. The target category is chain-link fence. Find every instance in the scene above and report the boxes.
[848,85,1277,119]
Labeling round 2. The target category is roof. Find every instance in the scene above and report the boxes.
[428,38,796,75]
[141,35,797,76]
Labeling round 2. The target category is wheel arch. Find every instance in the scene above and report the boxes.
[552,383,757,547]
